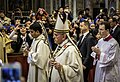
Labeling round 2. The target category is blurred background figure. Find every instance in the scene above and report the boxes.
[0,29,7,63]
[36,8,48,22]
[83,8,92,20]
[0,27,14,54]
[30,12,36,24]
[109,17,120,46]
[9,24,33,53]
[0,10,11,28]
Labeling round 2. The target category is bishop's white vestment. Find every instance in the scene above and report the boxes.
[49,39,84,82]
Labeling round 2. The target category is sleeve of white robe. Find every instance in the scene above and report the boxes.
[61,46,83,82]
[28,40,50,69]
[99,44,119,67]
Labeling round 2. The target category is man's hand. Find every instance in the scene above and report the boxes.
[49,59,62,71]
[54,61,63,71]
[23,48,30,56]
[82,65,86,70]
[49,59,55,67]
[91,46,101,59]
[91,46,101,55]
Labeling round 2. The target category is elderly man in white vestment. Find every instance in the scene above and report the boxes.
[49,12,84,82]
[27,21,50,82]
[91,21,120,82]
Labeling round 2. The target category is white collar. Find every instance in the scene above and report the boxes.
[112,24,118,32]
[83,31,89,37]
[35,34,45,40]
[58,39,69,48]
[21,34,26,39]
[103,34,110,39]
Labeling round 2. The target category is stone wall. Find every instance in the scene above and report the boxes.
[76,0,84,16]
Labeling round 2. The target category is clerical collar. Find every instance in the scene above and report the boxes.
[81,31,89,42]
[103,34,112,41]
[58,39,69,48]
[35,34,45,40]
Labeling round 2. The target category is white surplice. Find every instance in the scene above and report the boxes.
[27,34,50,82]
[91,37,120,82]
[50,39,84,82]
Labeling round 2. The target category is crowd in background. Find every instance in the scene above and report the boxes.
[0,6,120,82]
[0,7,120,53]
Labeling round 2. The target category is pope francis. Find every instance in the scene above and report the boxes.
[49,12,84,82]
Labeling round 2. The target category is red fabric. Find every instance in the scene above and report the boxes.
[103,35,112,41]
[88,66,96,82]
[97,54,100,60]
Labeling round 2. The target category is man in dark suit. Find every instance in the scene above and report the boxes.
[109,17,120,46]
[77,20,97,82]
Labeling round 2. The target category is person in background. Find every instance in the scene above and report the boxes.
[109,7,116,17]
[91,21,120,82]
[58,7,64,14]
[83,8,92,20]
[30,13,36,23]
[35,8,48,22]
[14,17,21,26]
[89,23,98,40]
[0,27,14,54]
[27,21,50,82]
[24,18,31,30]
[48,14,57,51]
[0,10,11,28]
[64,6,73,22]
[109,17,120,46]
[77,20,97,82]
[69,22,78,43]
[29,10,34,18]
[9,24,33,53]
[9,25,15,34]
[0,29,7,63]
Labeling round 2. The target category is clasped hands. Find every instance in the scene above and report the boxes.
[49,59,63,71]
[91,46,101,59]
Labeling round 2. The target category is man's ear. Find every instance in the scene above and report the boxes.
[62,33,67,40]
[36,30,40,34]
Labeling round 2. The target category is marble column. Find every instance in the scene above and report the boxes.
[50,0,53,14]
[116,0,119,10]
[105,0,108,9]
[55,0,58,10]
[59,0,61,7]
[73,0,76,18]
[69,0,72,10]
[44,0,46,10]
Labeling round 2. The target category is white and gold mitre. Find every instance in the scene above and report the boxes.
[54,13,69,33]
